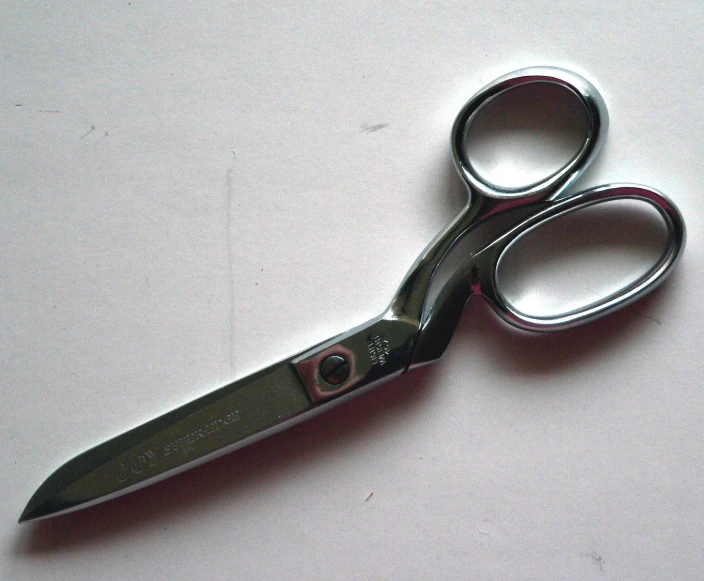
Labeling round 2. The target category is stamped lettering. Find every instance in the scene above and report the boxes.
[368,334,391,367]
[116,409,241,482]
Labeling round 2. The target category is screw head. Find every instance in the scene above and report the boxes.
[319,355,350,386]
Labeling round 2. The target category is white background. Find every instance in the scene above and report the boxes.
[3,2,702,579]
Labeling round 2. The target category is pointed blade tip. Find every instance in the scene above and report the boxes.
[18,503,40,524]
[18,487,65,523]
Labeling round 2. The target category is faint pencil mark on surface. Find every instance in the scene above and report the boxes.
[635,312,662,325]
[38,109,60,113]
[360,123,389,133]
[583,552,605,574]
[80,124,96,139]
[226,168,235,375]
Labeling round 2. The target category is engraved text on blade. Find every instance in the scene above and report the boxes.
[116,410,241,483]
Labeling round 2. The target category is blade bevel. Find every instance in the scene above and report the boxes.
[20,357,312,522]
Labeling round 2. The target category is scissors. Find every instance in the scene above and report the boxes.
[20,66,685,522]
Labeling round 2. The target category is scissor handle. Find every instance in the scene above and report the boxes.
[452,66,608,201]
[409,185,685,366]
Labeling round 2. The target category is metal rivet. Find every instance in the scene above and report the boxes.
[319,355,350,385]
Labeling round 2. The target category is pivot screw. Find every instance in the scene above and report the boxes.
[319,355,350,385]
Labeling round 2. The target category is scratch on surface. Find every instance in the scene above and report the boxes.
[364,492,373,502]
[584,552,604,574]
[226,168,235,375]
[635,312,662,325]
[80,124,96,139]
[360,123,389,133]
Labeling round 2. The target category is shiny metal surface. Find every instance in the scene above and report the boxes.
[20,358,313,521]
[452,67,607,200]
[20,66,686,521]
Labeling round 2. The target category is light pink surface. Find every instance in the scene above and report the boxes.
[3,3,702,579]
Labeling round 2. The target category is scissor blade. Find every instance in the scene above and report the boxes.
[20,358,312,522]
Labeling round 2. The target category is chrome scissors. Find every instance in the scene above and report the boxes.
[20,66,685,522]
